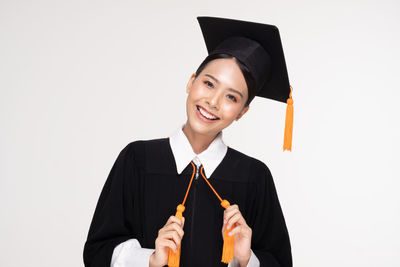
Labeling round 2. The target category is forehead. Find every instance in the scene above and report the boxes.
[200,58,248,96]
[203,57,241,73]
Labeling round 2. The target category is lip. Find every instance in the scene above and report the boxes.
[197,105,219,118]
[195,105,220,122]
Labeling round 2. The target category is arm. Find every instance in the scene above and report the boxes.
[83,142,144,267]
[111,239,154,266]
[228,249,260,267]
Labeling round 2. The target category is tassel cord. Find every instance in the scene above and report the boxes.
[199,166,235,264]
[167,161,196,267]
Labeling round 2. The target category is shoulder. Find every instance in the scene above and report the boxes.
[225,146,273,183]
[120,137,169,159]
[120,137,175,173]
[124,137,169,153]
[227,146,271,172]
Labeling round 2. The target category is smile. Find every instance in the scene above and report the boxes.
[196,105,220,121]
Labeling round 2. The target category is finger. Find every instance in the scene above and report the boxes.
[166,215,184,227]
[221,223,226,240]
[224,208,240,224]
[164,223,185,239]
[167,215,183,226]
[161,231,182,247]
[231,224,250,237]
[224,204,239,213]
[160,219,184,236]
[221,219,226,232]
[157,238,178,252]
[224,205,239,217]
[227,213,246,230]
[227,225,242,237]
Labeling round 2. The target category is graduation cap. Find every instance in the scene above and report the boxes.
[196,16,294,151]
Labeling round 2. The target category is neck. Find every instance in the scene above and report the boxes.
[182,121,218,154]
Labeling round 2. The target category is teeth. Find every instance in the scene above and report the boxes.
[198,106,218,120]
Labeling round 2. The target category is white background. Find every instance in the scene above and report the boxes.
[1,0,399,266]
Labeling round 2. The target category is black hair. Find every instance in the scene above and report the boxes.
[194,53,257,108]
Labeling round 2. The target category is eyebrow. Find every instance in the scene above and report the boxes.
[204,74,244,99]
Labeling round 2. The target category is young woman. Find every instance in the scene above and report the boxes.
[84,16,293,267]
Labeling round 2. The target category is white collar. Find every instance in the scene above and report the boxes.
[169,123,228,178]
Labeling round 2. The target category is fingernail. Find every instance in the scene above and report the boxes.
[227,225,230,229]
[228,231,233,236]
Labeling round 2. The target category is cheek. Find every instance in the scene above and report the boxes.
[188,86,208,100]
[220,104,242,119]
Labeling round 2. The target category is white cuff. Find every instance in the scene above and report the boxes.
[227,249,260,267]
[247,249,260,267]
[111,239,154,267]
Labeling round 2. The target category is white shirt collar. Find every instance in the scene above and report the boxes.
[169,123,228,178]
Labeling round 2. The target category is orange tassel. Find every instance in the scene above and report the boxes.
[198,167,235,263]
[168,162,196,267]
[283,86,294,151]
[167,204,185,267]
[221,200,234,263]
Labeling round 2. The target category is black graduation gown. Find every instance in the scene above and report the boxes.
[83,138,292,267]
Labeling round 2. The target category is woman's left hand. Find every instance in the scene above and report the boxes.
[222,204,252,266]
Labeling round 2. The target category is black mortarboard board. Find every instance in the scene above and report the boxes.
[196,16,294,151]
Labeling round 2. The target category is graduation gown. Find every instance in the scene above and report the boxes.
[83,138,292,267]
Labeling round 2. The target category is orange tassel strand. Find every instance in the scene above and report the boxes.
[283,86,294,151]
[199,167,235,264]
[167,204,185,267]
[221,199,234,263]
[167,162,196,267]
[168,163,237,266]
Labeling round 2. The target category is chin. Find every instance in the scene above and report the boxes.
[190,119,212,134]
[187,115,219,136]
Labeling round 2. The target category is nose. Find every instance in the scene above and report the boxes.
[206,89,222,110]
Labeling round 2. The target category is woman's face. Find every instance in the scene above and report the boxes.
[185,57,250,137]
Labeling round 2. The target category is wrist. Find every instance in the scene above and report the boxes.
[239,258,250,267]
[237,250,251,267]
[148,252,158,267]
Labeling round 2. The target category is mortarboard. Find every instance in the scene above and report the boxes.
[168,16,294,267]
[196,16,294,152]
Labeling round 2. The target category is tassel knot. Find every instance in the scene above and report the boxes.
[176,204,185,214]
[221,199,230,209]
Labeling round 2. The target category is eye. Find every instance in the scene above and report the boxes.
[227,94,237,102]
[204,80,214,88]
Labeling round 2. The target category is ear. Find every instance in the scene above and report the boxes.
[186,73,197,94]
[235,105,250,121]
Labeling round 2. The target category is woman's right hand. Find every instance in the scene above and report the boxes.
[149,215,185,267]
